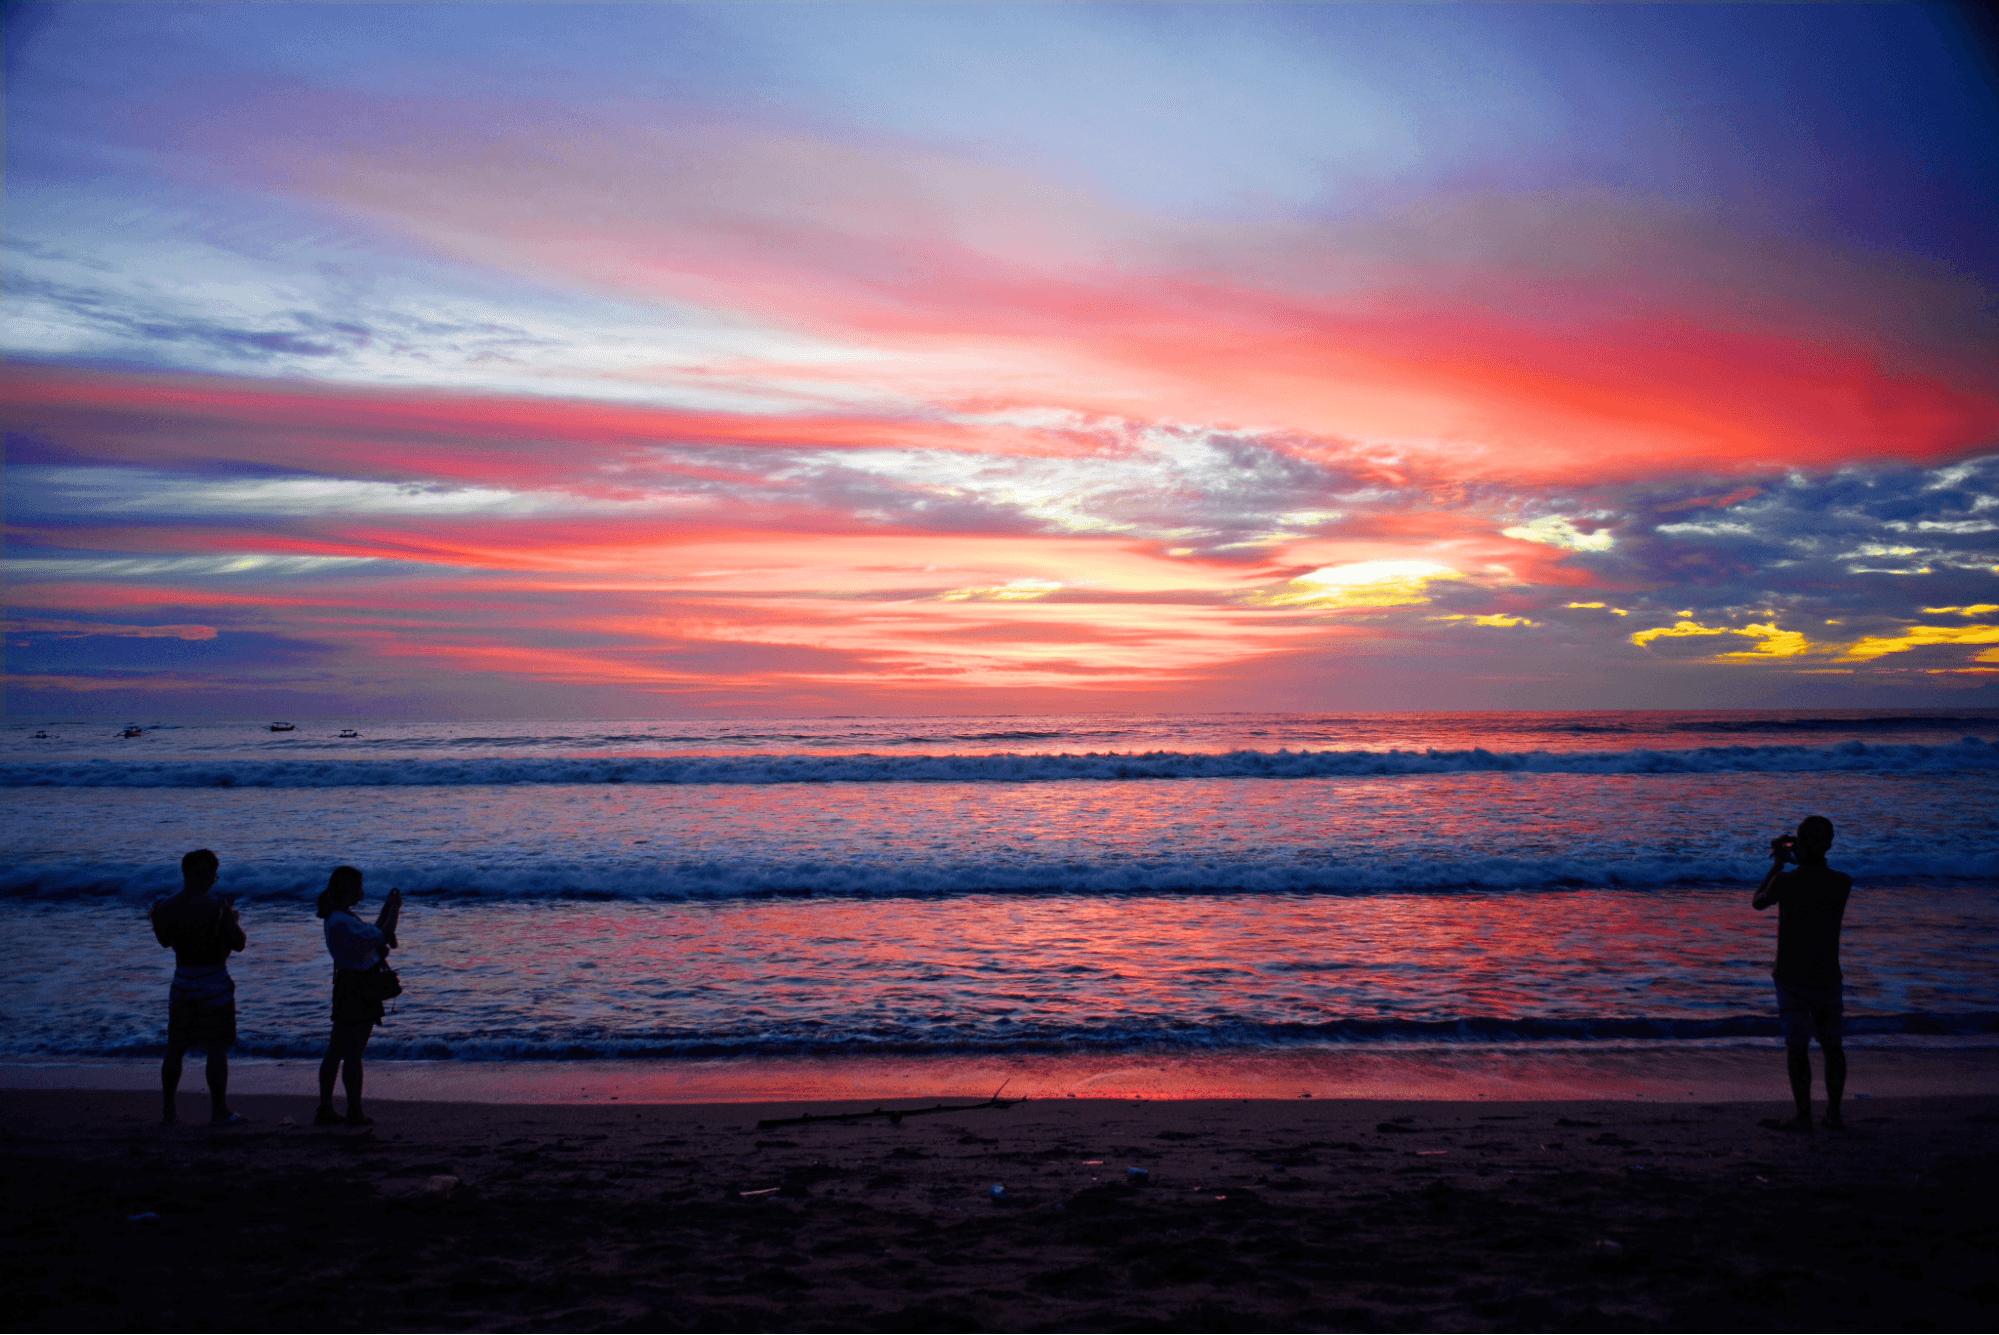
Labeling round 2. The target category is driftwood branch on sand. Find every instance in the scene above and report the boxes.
[755,1081,1021,1129]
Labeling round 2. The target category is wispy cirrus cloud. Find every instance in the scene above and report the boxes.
[5,618,216,641]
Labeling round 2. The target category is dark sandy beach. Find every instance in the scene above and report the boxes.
[6,1088,1997,1332]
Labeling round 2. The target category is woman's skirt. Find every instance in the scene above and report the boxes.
[331,968,386,1026]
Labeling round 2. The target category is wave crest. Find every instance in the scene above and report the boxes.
[23,1010,1999,1062]
[8,847,1996,901]
[4,737,1996,789]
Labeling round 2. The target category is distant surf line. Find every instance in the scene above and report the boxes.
[5,738,1997,788]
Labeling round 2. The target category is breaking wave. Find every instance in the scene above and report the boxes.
[22,1011,1999,1062]
[9,847,1998,902]
[5,737,1997,788]
[1546,713,1999,737]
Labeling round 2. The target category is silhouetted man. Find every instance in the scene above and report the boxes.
[1753,815,1852,1131]
[150,849,248,1124]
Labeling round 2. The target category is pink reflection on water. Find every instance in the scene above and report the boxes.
[361,884,1991,1054]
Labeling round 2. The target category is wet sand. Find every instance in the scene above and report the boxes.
[6,1087,1998,1332]
[10,1040,1999,1104]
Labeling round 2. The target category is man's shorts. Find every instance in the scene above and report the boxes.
[1774,980,1843,1045]
[167,999,237,1051]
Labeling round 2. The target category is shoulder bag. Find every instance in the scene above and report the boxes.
[361,961,403,1002]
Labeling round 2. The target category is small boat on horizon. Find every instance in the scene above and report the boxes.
[120,726,144,738]
[268,721,297,732]
[338,729,360,738]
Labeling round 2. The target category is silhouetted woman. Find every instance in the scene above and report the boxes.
[314,866,401,1127]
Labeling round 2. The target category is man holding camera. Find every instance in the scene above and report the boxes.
[1752,815,1853,1131]
[150,848,248,1125]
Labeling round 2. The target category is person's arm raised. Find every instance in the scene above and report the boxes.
[1752,838,1789,911]
[376,888,402,950]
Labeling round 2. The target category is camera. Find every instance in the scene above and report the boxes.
[1770,834,1797,863]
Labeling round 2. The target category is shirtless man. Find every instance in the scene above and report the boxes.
[150,848,248,1124]
[1752,815,1853,1131]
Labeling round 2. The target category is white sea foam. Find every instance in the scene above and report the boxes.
[17,1012,1999,1062]
[8,847,1997,901]
[4,737,1996,788]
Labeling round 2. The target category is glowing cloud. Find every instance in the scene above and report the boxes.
[937,579,1064,602]
[1503,517,1615,552]
[1429,613,1537,628]
[1241,561,1463,611]
[1630,620,1821,660]
[1841,624,1999,662]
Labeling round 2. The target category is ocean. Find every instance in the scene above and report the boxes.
[4,710,1997,1068]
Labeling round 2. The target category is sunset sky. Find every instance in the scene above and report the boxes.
[5,2,1998,718]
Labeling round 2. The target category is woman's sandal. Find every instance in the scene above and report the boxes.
[344,1113,374,1128]
[313,1107,344,1127]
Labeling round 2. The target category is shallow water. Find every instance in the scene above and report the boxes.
[9,885,1996,1061]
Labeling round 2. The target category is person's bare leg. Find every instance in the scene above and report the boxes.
[1822,1040,1847,1128]
[161,1044,186,1123]
[318,1027,342,1118]
[343,1026,370,1123]
[1785,1041,1814,1128]
[205,1049,232,1121]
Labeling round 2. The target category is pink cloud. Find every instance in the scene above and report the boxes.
[0,365,1122,492]
[273,115,1998,485]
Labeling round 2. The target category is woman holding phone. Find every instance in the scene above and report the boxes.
[313,866,401,1127]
